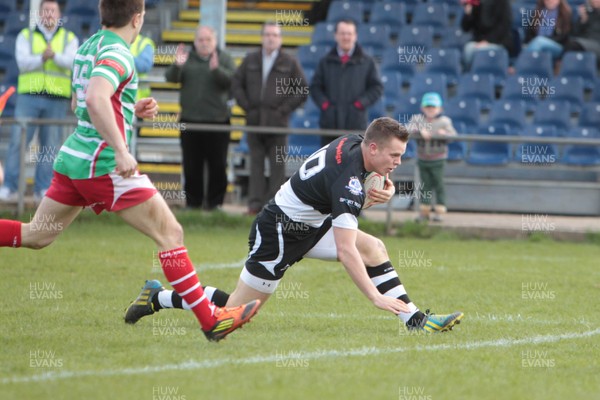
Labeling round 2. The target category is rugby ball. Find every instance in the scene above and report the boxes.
[363,172,386,208]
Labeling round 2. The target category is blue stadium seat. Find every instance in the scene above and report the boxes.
[447,120,466,161]
[488,99,527,134]
[579,102,600,130]
[358,23,391,52]
[145,0,163,8]
[65,0,99,17]
[394,97,421,126]
[235,133,249,154]
[408,72,448,104]
[397,25,434,52]
[403,139,416,159]
[559,51,597,90]
[389,0,420,17]
[514,51,554,82]
[500,75,540,113]
[381,47,415,86]
[456,73,495,111]
[0,59,18,85]
[546,76,585,114]
[533,100,572,136]
[380,71,402,110]
[326,1,364,25]
[302,66,314,83]
[297,44,331,70]
[311,22,336,47]
[424,48,462,86]
[562,127,600,166]
[470,47,509,87]
[0,34,16,60]
[3,11,28,36]
[444,97,481,134]
[467,124,512,165]
[595,80,600,102]
[0,0,16,14]
[439,27,471,51]
[289,115,321,156]
[411,2,449,35]
[369,2,406,37]
[514,124,559,163]
[368,97,386,120]
[302,97,321,119]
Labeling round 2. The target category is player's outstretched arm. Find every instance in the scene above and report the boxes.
[86,76,137,178]
[334,227,409,314]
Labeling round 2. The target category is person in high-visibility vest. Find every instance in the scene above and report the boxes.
[131,33,155,101]
[0,0,78,203]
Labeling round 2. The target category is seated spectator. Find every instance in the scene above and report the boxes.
[460,0,514,68]
[563,0,600,66]
[524,0,572,60]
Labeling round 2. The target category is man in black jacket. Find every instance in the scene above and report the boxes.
[232,22,308,215]
[310,19,383,147]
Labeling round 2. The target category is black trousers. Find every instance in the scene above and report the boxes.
[180,121,230,209]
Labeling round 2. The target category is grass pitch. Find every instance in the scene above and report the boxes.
[1,212,599,400]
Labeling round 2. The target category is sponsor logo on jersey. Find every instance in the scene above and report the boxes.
[345,176,363,196]
[339,197,362,209]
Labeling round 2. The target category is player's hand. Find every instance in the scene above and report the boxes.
[373,294,410,314]
[114,150,138,179]
[42,46,55,62]
[209,51,219,70]
[367,177,395,206]
[175,43,189,66]
[135,97,159,119]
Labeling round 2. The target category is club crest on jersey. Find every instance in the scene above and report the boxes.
[346,176,363,196]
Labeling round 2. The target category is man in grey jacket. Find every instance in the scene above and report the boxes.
[232,22,308,215]
[310,19,383,146]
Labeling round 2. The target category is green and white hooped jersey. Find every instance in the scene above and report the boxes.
[54,30,138,179]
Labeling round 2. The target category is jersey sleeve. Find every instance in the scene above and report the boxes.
[91,47,134,90]
[330,169,364,230]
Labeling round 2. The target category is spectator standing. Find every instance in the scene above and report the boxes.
[310,19,383,147]
[407,93,457,223]
[165,26,235,210]
[0,0,78,202]
[232,22,308,215]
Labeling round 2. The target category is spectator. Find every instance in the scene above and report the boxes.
[0,0,78,202]
[523,0,572,61]
[563,0,600,65]
[165,26,235,210]
[460,0,514,68]
[310,19,383,147]
[232,22,308,215]
[407,93,457,223]
[131,33,155,101]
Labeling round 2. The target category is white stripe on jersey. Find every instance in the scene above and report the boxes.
[93,68,119,88]
[74,131,103,143]
[59,145,95,161]
[275,180,328,228]
[100,50,133,76]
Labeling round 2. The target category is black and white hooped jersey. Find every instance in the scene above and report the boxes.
[274,134,368,230]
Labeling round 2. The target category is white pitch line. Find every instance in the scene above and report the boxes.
[2,328,599,385]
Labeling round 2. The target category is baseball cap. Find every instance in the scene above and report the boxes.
[421,92,443,108]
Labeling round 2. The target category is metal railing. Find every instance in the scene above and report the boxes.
[2,117,600,216]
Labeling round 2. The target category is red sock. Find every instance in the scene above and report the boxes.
[159,247,216,330]
[0,220,22,247]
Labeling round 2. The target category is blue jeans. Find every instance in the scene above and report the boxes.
[463,42,504,69]
[2,94,68,195]
[526,36,563,60]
